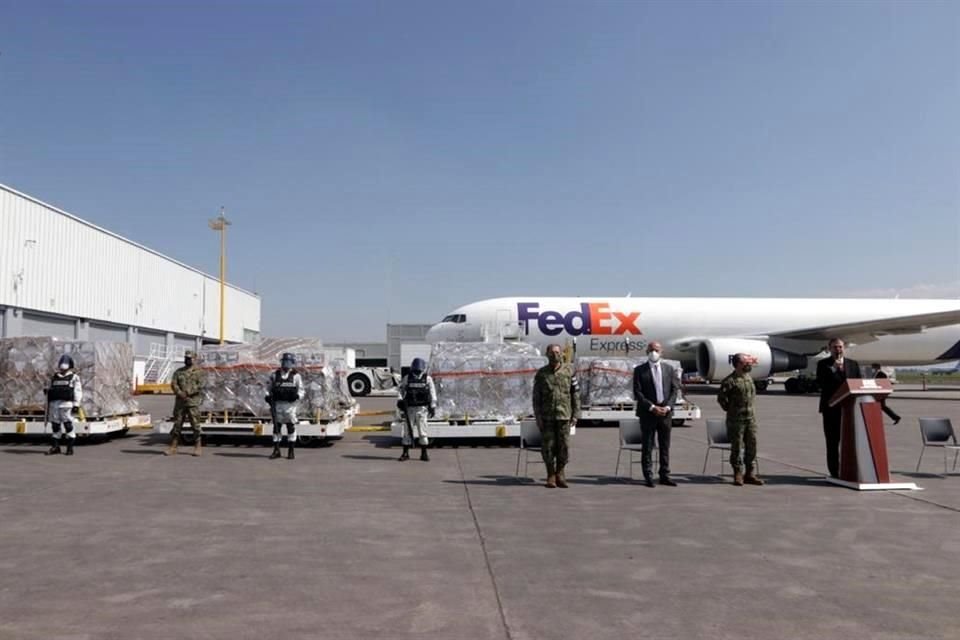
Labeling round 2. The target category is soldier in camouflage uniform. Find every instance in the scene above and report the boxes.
[717,353,763,486]
[532,343,581,489]
[165,350,205,457]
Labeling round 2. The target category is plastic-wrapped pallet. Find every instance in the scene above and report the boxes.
[197,338,356,420]
[429,342,547,420]
[576,356,684,407]
[0,337,138,417]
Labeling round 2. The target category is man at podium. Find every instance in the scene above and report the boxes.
[817,338,862,478]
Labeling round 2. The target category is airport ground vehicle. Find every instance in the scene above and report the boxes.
[0,411,151,438]
[579,396,701,427]
[345,367,399,397]
[156,406,355,444]
[328,347,400,397]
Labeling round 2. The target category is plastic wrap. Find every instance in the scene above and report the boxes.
[576,356,684,407]
[0,337,138,417]
[429,342,547,420]
[197,338,356,420]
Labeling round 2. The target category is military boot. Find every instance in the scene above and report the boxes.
[45,440,62,456]
[162,436,178,456]
[555,469,569,488]
[65,440,75,456]
[192,438,202,457]
[419,446,430,462]
[398,446,410,461]
[744,474,765,486]
[545,474,557,489]
[269,444,282,459]
[287,444,295,460]
[733,471,744,486]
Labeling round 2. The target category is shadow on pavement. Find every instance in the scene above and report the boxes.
[214,452,272,459]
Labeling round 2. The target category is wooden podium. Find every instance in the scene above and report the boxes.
[826,378,919,490]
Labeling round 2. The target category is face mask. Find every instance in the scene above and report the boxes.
[742,365,753,373]
[59,363,69,371]
[647,351,661,363]
[184,358,193,367]
[547,352,562,365]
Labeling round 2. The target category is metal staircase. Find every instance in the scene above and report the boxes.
[143,343,187,384]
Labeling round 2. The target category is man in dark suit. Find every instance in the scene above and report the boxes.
[816,337,862,478]
[633,341,679,487]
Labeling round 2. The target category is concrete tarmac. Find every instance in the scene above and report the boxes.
[0,390,958,639]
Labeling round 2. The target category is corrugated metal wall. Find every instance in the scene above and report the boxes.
[21,312,75,338]
[136,330,166,357]
[89,322,128,342]
[0,184,260,342]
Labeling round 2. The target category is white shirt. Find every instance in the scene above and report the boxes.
[652,362,664,404]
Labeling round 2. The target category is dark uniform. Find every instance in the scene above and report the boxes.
[532,362,581,485]
[168,351,204,456]
[717,371,758,481]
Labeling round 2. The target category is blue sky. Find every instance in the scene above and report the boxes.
[1,0,958,341]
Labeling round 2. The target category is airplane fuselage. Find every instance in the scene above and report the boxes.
[426,297,960,367]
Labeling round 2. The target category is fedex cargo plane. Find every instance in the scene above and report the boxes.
[425,297,960,381]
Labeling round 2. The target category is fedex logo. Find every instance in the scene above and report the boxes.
[517,302,641,337]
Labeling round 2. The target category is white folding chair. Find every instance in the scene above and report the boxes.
[615,419,651,479]
[702,418,760,475]
[515,420,544,479]
[916,418,960,474]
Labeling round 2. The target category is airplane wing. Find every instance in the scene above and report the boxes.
[668,308,960,352]
[769,308,960,343]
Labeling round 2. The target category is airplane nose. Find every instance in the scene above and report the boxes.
[425,324,443,343]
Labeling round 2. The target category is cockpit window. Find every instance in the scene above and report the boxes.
[441,314,467,323]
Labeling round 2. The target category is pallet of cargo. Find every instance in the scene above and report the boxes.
[0,411,151,437]
[579,399,701,425]
[154,406,356,443]
[389,414,578,440]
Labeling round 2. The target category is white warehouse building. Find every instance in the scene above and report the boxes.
[0,183,261,365]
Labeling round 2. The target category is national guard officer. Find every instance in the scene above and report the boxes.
[265,352,304,460]
[165,350,205,457]
[717,353,763,486]
[532,343,580,488]
[45,354,83,456]
[397,357,436,462]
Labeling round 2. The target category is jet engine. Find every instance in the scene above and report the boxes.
[697,338,808,381]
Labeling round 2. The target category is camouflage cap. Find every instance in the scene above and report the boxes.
[184,350,196,358]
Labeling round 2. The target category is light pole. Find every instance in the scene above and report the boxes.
[208,207,231,344]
